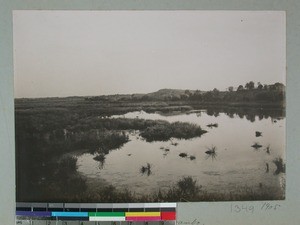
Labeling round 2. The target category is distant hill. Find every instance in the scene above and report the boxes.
[145,89,189,100]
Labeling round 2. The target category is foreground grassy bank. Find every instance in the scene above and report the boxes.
[29,174,285,203]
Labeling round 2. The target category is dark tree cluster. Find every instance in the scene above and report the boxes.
[186,81,285,103]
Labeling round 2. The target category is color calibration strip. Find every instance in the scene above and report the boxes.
[16,211,176,221]
[16,203,176,221]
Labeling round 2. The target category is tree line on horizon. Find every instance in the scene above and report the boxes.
[185,81,285,103]
[85,81,285,104]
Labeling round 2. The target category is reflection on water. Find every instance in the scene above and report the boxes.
[77,109,285,196]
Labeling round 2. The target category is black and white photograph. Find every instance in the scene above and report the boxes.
[14,10,286,203]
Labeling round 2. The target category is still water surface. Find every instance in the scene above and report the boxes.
[77,110,285,196]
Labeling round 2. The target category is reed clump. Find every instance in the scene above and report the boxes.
[140,121,207,142]
[273,157,285,174]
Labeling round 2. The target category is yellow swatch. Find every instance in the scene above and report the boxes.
[125,212,161,217]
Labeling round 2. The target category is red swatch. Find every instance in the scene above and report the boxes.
[161,212,176,220]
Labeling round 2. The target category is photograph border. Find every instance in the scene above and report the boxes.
[1,1,300,225]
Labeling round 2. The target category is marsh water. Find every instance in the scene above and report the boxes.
[77,109,285,196]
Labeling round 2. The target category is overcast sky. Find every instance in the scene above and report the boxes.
[13,11,285,98]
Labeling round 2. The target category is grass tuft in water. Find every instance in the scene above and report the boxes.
[205,146,217,160]
[251,142,262,149]
[140,163,152,176]
[207,123,218,128]
[265,145,271,154]
[179,153,188,158]
[255,131,262,137]
[205,145,216,154]
[273,157,285,174]
[189,155,196,160]
[93,153,105,162]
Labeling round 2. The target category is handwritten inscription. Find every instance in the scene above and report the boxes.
[231,202,281,214]
[261,202,281,211]
[231,204,255,213]
[177,219,204,225]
